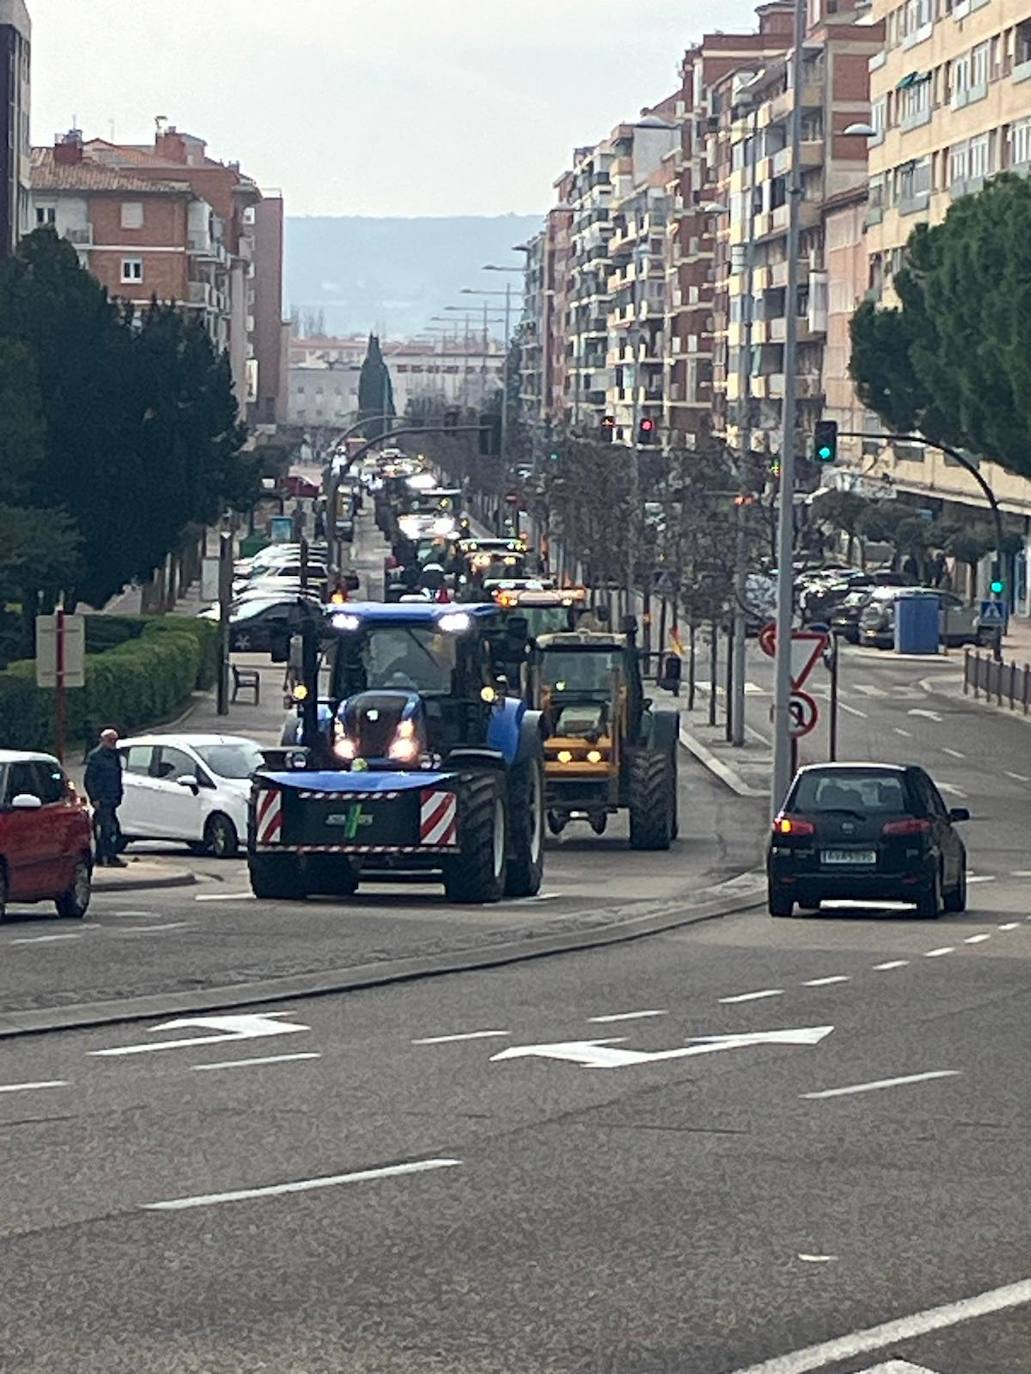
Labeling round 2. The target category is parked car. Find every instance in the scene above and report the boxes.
[768,761,968,918]
[233,561,329,598]
[859,588,987,649]
[117,734,265,857]
[198,597,325,653]
[0,750,92,919]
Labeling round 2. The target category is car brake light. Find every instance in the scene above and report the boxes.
[881,818,932,836]
[773,816,815,836]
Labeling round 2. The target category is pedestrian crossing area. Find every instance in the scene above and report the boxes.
[691,680,929,702]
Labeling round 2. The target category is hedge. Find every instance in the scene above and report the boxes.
[0,615,219,752]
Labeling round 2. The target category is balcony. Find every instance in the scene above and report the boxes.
[63,225,92,246]
[188,280,212,308]
[767,81,822,123]
[751,372,785,400]
[771,139,824,177]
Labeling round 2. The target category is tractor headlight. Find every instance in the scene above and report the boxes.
[557,749,573,764]
[388,718,420,762]
[333,722,357,761]
[586,749,603,764]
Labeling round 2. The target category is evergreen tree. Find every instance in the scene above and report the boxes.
[357,333,396,441]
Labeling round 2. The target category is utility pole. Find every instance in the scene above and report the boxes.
[771,0,807,814]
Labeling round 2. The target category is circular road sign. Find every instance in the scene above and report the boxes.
[788,690,818,739]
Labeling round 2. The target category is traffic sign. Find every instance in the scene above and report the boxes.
[758,624,829,690]
[979,599,1006,626]
[35,612,85,690]
[654,569,675,596]
[788,690,818,738]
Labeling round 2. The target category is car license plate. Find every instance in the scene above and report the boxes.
[821,849,877,866]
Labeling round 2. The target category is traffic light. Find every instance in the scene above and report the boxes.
[600,415,616,444]
[813,418,838,464]
[990,560,1005,596]
[478,412,502,457]
[637,417,657,446]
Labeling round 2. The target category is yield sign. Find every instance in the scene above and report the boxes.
[491,1025,833,1070]
[90,1012,310,1057]
[758,624,829,690]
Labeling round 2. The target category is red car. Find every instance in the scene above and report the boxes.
[0,751,93,919]
[282,473,320,499]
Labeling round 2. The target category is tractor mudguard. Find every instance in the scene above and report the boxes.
[514,708,545,766]
[641,706,680,753]
[486,695,526,766]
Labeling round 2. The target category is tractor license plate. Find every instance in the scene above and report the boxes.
[821,849,877,866]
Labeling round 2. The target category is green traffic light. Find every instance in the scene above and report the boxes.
[990,578,1005,595]
[817,445,832,461]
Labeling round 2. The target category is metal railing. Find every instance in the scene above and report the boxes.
[964,648,1031,713]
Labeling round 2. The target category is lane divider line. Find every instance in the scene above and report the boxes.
[191,1052,321,1072]
[411,1030,509,1045]
[872,960,909,970]
[801,1069,961,1101]
[719,989,784,1004]
[588,1010,668,1024]
[0,1079,69,1094]
[142,1157,462,1211]
[801,976,850,988]
[924,947,954,958]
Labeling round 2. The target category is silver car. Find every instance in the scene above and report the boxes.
[859,588,986,649]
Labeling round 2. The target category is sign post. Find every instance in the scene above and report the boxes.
[36,611,86,761]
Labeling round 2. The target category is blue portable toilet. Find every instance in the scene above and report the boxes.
[894,593,940,654]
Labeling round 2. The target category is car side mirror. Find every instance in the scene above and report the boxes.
[948,807,970,822]
[176,774,200,792]
[10,793,42,810]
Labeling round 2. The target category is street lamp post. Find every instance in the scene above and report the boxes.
[770,0,808,815]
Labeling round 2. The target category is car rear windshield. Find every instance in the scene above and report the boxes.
[194,743,265,779]
[792,771,910,814]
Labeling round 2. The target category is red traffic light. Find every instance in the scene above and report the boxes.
[640,418,655,433]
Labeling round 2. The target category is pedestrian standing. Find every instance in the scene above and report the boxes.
[84,727,126,868]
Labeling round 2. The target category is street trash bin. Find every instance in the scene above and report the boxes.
[894,593,939,655]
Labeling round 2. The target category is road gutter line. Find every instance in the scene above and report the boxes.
[722,1273,1031,1374]
[801,1070,960,1101]
[143,1157,462,1211]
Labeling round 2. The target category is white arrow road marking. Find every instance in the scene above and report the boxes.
[857,1363,941,1373]
[802,1069,960,1100]
[491,1026,834,1071]
[999,922,1020,931]
[90,1012,310,1057]
[908,708,944,723]
[722,1274,1031,1374]
[852,683,887,697]
[143,1157,462,1211]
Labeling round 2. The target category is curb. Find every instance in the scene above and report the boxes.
[0,874,765,1040]
[679,728,766,799]
[92,870,197,894]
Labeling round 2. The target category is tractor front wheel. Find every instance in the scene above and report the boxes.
[443,773,508,904]
[628,750,676,851]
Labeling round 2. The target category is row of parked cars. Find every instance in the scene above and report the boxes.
[797,566,990,648]
[0,733,264,922]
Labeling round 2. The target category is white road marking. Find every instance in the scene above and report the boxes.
[937,782,967,798]
[719,988,784,1004]
[0,1079,69,1095]
[411,1030,510,1045]
[113,922,191,934]
[873,960,909,970]
[908,707,944,723]
[802,1070,960,1101]
[963,933,992,944]
[191,1052,321,1072]
[143,1157,462,1211]
[588,1010,668,1024]
[855,1363,940,1373]
[893,727,912,738]
[924,947,955,957]
[837,701,867,718]
[1005,771,1031,783]
[194,891,255,902]
[998,922,1020,931]
[9,933,82,945]
[722,1274,1031,1374]
[801,976,850,987]
[1009,869,1031,878]
[491,1026,833,1071]
[91,1012,309,1057]
[797,1253,838,1264]
[941,747,965,759]
[853,683,887,697]
[966,874,996,884]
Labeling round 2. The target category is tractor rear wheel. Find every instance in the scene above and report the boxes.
[249,854,306,901]
[504,750,545,897]
[443,773,508,904]
[628,749,676,851]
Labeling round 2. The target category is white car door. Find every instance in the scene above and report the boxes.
[149,745,205,841]
[118,744,159,837]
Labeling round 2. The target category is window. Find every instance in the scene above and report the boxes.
[120,258,143,284]
[120,201,143,229]
[971,41,989,88]
[901,76,931,122]
[152,747,195,782]
[1010,117,1031,167]
[968,132,990,179]
[33,763,66,806]
[34,205,55,226]
[6,761,41,804]
[871,96,887,141]
[950,140,969,184]
[122,746,153,775]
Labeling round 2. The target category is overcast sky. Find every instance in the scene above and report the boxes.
[28,0,758,218]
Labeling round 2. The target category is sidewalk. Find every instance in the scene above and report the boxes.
[652,677,772,799]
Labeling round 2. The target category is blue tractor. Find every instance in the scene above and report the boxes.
[250,602,546,904]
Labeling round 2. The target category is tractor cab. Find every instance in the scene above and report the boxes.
[494,585,590,641]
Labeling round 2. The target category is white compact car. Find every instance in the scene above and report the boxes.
[117,734,264,857]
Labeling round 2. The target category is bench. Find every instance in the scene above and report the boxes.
[231,664,261,705]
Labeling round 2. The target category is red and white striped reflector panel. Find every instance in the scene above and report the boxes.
[255,788,284,845]
[420,789,458,848]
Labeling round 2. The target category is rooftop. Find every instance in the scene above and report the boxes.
[31,148,188,196]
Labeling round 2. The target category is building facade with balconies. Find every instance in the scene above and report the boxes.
[0,0,30,258]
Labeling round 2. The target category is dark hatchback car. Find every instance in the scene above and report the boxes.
[768,763,968,919]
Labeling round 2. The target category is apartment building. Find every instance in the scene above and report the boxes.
[861,0,1031,597]
[0,0,30,257]
[715,1,881,460]
[519,174,574,433]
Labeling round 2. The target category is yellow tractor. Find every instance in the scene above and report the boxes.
[529,620,679,847]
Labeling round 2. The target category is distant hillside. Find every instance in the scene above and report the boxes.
[283,214,542,339]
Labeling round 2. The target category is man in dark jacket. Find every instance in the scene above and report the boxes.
[84,728,126,867]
